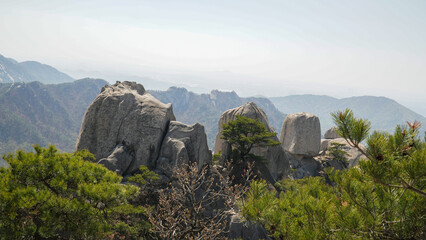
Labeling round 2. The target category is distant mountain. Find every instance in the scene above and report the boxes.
[270,95,426,137]
[0,54,74,84]
[150,87,286,148]
[0,78,107,155]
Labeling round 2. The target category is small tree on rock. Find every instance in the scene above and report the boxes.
[221,115,279,165]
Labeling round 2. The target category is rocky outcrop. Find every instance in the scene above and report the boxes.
[228,213,271,240]
[214,102,289,181]
[157,121,212,177]
[98,144,135,175]
[280,112,321,157]
[278,112,322,179]
[324,127,340,139]
[319,138,366,168]
[76,81,176,175]
[286,153,321,179]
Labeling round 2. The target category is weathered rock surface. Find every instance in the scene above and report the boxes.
[287,153,322,179]
[324,127,340,139]
[157,121,212,176]
[228,213,271,240]
[98,144,134,175]
[319,138,366,167]
[214,102,289,181]
[280,112,321,157]
[76,81,175,174]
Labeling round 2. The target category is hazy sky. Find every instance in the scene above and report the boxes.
[1,0,425,114]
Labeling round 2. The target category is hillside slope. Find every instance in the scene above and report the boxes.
[0,54,74,84]
[270,95,426,137]
[0,79,107,154]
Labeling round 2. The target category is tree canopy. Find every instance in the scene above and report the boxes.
[0,145,149,240]
[221,115,279,164]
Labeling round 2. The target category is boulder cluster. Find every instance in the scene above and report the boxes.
[76,81,365,182]
[75,81,366,239]
[75,81,211,180]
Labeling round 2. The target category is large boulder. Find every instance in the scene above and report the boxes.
[157,121,212,176]
[324,127,340,139]
[280,112,321,157]
[75,81,175,175]
[214,102,289,181]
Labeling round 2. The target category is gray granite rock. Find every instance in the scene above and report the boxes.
[229,213,271,240]
[319,138,366,167]
[157,121,212,176]
[75,81,175,174]
[280,112,321,157]
[214,102,289,181]
[324,127,341,139]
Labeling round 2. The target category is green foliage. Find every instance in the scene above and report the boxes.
[333,109,425,198]
[0,145,149,239]
[221,115,279,164]
[327,142,350,167]
[328,167,425,239]
[241,110,426,239]
[331,108,371,146]
[212,151,221,165]
[241,178,349,240]
[128,165,160,186]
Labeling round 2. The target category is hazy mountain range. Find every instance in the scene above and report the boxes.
[150,87,285,147]
[0,78,107,154]
[270,95,426,138]
[0,54,74,84]
[0,54,424,156]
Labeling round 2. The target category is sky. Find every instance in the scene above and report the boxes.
[0,0,425,115]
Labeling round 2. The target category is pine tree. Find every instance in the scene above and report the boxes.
[0,145,149,239]
[240,109,425,239]
[221,115,279,164]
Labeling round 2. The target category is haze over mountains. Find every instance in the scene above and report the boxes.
[271,95,426,138]
[150,87,285,148]
[0,54,74,84]
[0,54,424,156]
[0,78,107,154]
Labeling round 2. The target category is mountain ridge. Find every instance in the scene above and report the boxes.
[0,78,108,154]
[149,86,286,148]
[270,94,426,137]
[0,54,74,84]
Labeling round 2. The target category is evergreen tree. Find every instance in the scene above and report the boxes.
[331,108,425,198]
[221,115,279,164]
[241,109,425,239]
[0,145,149,240]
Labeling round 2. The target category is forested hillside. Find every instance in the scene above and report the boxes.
[0,78,107,154]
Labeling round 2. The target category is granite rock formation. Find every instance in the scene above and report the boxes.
[157,121,212,177]
[214,102,289,181]
[280,112,321,157]
[324,126,340,139]
[76,81,213,178]
[76,81,178,175]
[319,138,366,168]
